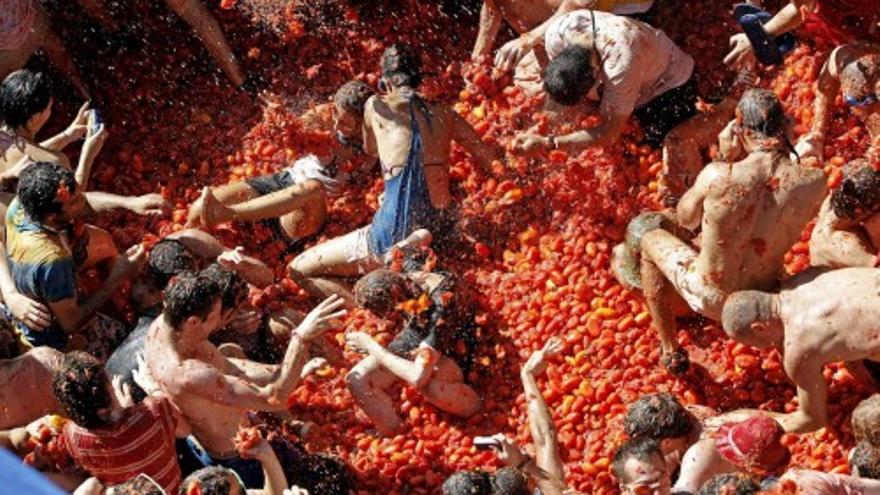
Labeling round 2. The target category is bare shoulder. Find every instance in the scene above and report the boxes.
[29,347,64,370]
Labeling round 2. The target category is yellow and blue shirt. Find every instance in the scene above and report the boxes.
[5,198,76,348]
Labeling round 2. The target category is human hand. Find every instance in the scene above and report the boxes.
[511,132,549,154]
[227,307,262,335]
[110,244,147,280]
[65,102,91,142]
[495,36,534,72]
[724,33,757,68]
[5,290,52,331]
[345,331,377,355]
[73,477,104,495]
[490,434,527,467]
[111,375,134,409]
[283,488,311,495]
[133,354,161,395]
[132,193,171,217]
[192,186,234,228]
[295,295,347,341]
[522,337,563,377]
[83,120,108,152]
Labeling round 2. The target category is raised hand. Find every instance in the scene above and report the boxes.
[494,37,533,72]
[523,337,564,377]
[295,295,347,341]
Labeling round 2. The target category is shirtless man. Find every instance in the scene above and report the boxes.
[0,0,88,97]
[186,80,375,244]
[473,0,654,93]
[721,267,880,433]
[144,272,345,487]
[810,159,880,268]
[639,89,826,373]
[795,43,880,163]
[288,44,503,303]
[0,346,62,429]
[345,267,480,436]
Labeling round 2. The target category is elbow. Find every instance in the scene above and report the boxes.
[410,368,433,389]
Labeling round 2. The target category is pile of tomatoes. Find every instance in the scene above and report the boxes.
[41,0,876,492]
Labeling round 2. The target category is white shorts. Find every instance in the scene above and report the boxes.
[336,225,382,270]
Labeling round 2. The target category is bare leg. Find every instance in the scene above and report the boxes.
[288,228,380,305]
[661,98,737,205]
[421,357,481,417]
[345,357,402,436]
[163,0,245,86]
[640,230,690,374]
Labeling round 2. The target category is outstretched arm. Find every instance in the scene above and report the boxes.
[798,46,844,160]
[185,296,346,411]
[810,201,877,268]
[522,337,567,495]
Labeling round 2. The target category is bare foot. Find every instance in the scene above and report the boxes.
[301,357,329,378]
[199,186,235,228]
[660,347,690,375]
[522,337,564,376]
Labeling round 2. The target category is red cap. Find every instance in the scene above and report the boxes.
[714,414,790,472]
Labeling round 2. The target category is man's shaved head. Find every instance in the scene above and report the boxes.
[721,291,780,348]
[841,54,880,99]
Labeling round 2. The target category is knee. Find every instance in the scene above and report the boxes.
[287,253,313,279]
[346,366,370,395]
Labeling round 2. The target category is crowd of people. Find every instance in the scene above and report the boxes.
[0,0,878,493]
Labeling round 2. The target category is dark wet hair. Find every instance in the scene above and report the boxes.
[162,271,221,330]
[353,268,411,316]
[17,161,77,223]
[840,54,880,96]
[0,69,52,129]
[179,466,244,495]
[111,475,165,495]
[333,80,375,116]
[53,352,110,429]
[289,453,355,495]
[853,395,880,447]
[737,89,788,138]
[201,263,248,312]
[544,45,595,106]
[831,159,880,220]
[611,437,663,483]
[697,474,760,495]
[148,239,197,289]
[721,290,777,341]
[624,392,693,440]
[852,441,880,480]
[442,467,528,495]
[381,43,422,88]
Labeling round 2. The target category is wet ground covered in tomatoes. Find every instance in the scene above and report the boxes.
[34,0,877,492]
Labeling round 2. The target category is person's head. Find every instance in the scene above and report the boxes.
[0,69,53,133]
[332,80,374,137]
[624,393,694,448]
[735,89,791,145]
[721,290,783,348]
[831,159,880,222]
[53,352,112,429]
[179,466,246,495]
[612,437,671,495]
[696,474,759,495]
[353,268,412,318]
[840,54,880,114]
[442,468,529,495]
[289,453,355,495]
[713,415,790,474]
[381,43,422,90]
[107,474,165,495]
[851,441,880,479]
[17,162,85,227]
[201,263,248,325]
[543,45,595,106]
[853,395,880,447]
[132,239,198,312]
[162,271,222,339]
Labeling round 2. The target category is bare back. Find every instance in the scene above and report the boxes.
[493,0,562,33]
[145,320,246,456]
[698,152,826,292]
[364,95,455,208]
[0,138,70,173]
[779,268,880,363]
[0,347,62,429]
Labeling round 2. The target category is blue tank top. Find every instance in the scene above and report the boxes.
[367,98,438,255]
